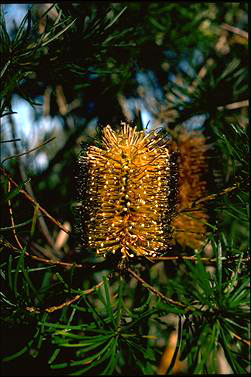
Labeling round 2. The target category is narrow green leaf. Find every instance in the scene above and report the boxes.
[55,272,69,290]
[220,328,245,374]
[103,276,115,327]
[76,339,110,356]
[224,253,244,296]
[2,329,39,361]
[21,257,38,296]
[101,336,118,375]
[3,178,31,202]
[216,241,222,299]
[41,18,76,47]
[0,219,33,232]
[132,291,151,314]
[48,348,61,364]
[82,295,106,328]
[122,338,155,361]
[30,203,40,238]
[116,276,124,327]
[13,248,26,297]
[166,315,183,374]
[7,254,13,291]
[68,339,115,375]
[56,334,112,347]
[104,6,127,30]
[149,17,167,32]
[0,59,10,79]
[67,337,114,366]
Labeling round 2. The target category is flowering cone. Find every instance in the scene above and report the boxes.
[171,130,208,249]
[78,123,179,259]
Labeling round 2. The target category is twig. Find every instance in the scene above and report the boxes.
[127,267,196,312]
[26,281,104,313]
[149,255,214,263]
[1,136,56,165]
[30,241,63,260]
[7,181,23,250]
[188,58,214,94]
[0,167,71,236]
[0,138,21,143]
[177,182,241,215]
[31,117,92,186]
[1,238,84,269]
[230,331,250,346]
[0,112,18,118]
[149,254,250,265]
[4,115,57,251]
[217,99,249,111]
[165,316,184,375]
[221,23,248,39]
[193,182,240,206]
[0,219,32,231]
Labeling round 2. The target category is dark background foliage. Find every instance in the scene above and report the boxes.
[0,2,249,375]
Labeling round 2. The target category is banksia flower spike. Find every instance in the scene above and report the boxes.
[171,130,209,249]
[78,123,179,260]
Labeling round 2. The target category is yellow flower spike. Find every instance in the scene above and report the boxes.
[78,122,179,260]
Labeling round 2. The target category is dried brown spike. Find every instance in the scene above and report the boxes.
[171,130,209,249]
[78,123,179,260]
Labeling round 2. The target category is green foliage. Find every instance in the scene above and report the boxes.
[0,2,249,375]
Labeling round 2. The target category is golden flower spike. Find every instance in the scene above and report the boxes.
[78,122,179,261]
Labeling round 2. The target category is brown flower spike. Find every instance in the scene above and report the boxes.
[78,123,179,260]
[171,130,208,249]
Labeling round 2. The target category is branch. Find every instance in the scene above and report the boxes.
[221,23,248,39]
[3,115,58,252]
[0,138,21,143]
[26,280,104,313]
[217,99,249,111]
[31,118,91,186]
[1,238,83,268]
[177,182,242,215]
[7,181,23,250]
[1,136,56,165]
[127,267,196,312]
[0,166,71,236]
[149,254,250,265]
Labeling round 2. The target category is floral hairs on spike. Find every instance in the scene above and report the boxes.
[78,122,179,261]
